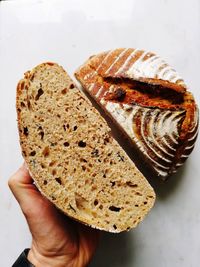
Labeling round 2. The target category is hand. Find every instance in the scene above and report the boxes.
[8,164,100,267]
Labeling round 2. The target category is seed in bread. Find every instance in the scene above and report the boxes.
[16,62,155,233]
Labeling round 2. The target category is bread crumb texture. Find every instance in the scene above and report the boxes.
[17,63,155,232]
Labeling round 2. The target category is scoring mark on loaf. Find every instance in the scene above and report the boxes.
[99,48,186,87]
[105,101,186,177]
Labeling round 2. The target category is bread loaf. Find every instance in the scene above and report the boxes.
[75,48,199,180]
[16,62,155,233]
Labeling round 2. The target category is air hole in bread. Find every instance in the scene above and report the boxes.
[43,180,47,185]
[103,174,106,178]
[35,87,44,101]
[38,118,44,123]
[27,100,32,110]
[21,102,26,108]
[103,158,108,163]
[50,142,57,147]
[92,185,97,191]
[29,151,36,156]
[63,125,66,131]
[74,168,76,173]
[92,211,97,218]
[91,149,99,157]
[82,165,86,171]
[94,199,99,206]
[135,192,142,196]
[109,206,121,212]
[78,141,86,147]
[117,152,125,162]
[75,193,88,211]
[23,127,29,136]
[111,181,115,186]
[85,179,89,185]
[143,201,148,205]
[55,177,62,185]
[61,88,67,94]
[104,137,110,145]
[73,125,77,131]
[80,158,87,163]
[41,163,46,168]
[99,204,103,210]
[113,224,117,230]
[57,114,61,118]
[42,146,50,157]
[135,204,139,207]
[38,128,44,140]
[64,142,69,147]
[49,161,56,167]
[51,196,56,201]
[52,169,57,176]
[126,181,138,188]
[70,84,75,89]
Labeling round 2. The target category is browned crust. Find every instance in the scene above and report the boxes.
[88,48,187,93]
[75,49,199,179]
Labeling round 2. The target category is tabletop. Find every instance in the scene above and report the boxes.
[0,0,200,266]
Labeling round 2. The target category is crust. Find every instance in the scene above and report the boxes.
[75,48,199,179]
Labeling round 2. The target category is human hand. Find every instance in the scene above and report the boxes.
[8,163,100,267]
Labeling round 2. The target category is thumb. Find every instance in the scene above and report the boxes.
[8,163,39,206]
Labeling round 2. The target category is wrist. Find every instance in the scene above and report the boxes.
[27,246,77,267]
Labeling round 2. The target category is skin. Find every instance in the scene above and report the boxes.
[8,163,100,267]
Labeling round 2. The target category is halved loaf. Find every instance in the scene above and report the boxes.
[16,62,155,233]
[75,48,199,180]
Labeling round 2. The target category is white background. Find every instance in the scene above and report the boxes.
[0,0,200,266]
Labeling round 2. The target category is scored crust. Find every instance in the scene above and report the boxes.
[75,48,199,180]
[16,62,155,233]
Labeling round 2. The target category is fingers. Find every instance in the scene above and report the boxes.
[8,162,39,205]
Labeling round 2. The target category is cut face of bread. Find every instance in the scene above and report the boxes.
[16,63,155,233]
[75,48,199,180]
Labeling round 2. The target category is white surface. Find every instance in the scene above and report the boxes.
[0,0,200,266]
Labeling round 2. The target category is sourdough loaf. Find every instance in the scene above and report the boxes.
[16,62,155,233]
[75,48,199,180]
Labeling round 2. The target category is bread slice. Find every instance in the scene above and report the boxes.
[75,48,199,180]
[16,62,155,233]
